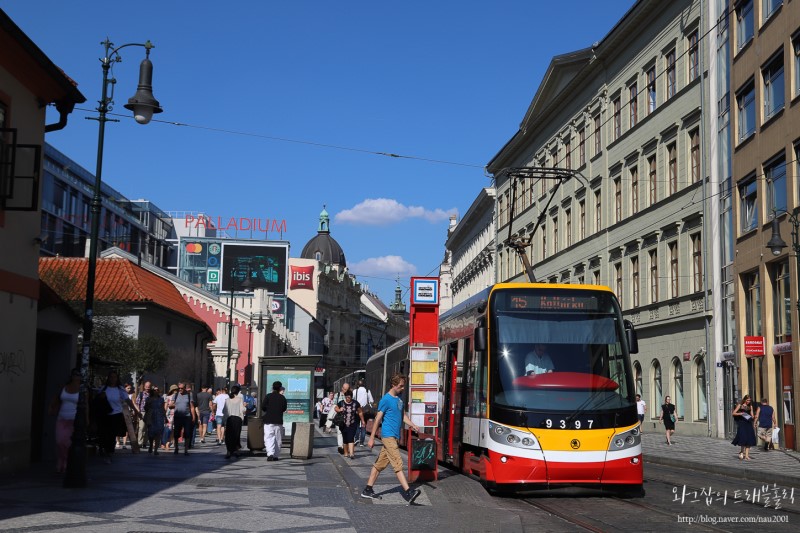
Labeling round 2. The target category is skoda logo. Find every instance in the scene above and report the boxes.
[570,439,581,449]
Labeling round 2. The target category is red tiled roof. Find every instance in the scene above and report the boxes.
[39,257,209,331]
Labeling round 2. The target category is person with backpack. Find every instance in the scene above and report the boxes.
[95,370,138,464]
[354,379,374,446]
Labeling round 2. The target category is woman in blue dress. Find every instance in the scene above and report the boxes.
[731,395,757,460]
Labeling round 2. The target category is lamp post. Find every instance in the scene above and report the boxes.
[767,206,800,320]
[64,39,162,488]
[226,270,254,390]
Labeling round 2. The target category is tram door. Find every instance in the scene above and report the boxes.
[779,353,795,450]
[442,342,461,467]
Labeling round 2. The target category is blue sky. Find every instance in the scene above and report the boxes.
[4,1,633,304]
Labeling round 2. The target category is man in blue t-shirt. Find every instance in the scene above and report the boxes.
[755,398,777,451]
[360,373,422,505]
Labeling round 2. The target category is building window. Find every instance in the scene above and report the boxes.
[736,0,754,51]
[668,143,677,194]
[566,209,572,247]
[647,66,657,114]
[692,233,703,293]
[650,249,659,303]
[737,82,756,141]
[634,361,643,397]
[579,128,586,166]
[629,83,638,127]
[632,256,640,307]
[594,189,602,232]
[688,31,699,82]
[673,358,684,420]
[613,97,621,140]
[739,176,758,232]
[766,154,787,215]
[615,262,623,305]
[631,166,639,214]
[669,241,679,298]
[690,129,700,183]
[762,52,784,121]
[564,139,571,169]
[695,357,708,420]
[648,155,657,205]
[652,361,663,413]
[615,178,622,223]
[763,0,781,22]
[593,270,600,285]
[743,270,761,336]
[542,223,547,259]
[666,49,677,99]
[579,200,586,240]
[774,261,792,344]
[794,36,800,98]
[594,114,601,155]
[553,217,559,254]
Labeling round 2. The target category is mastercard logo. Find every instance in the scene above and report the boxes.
[185,243,203,253]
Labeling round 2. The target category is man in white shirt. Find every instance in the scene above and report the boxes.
[524,344,554,375]
[636,394,647,425]
[354,379,373,446]
[211,388,228,446]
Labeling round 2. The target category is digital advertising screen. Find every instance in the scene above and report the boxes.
[221,243,288,294]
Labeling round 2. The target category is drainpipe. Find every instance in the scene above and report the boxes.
[44,100,76,133]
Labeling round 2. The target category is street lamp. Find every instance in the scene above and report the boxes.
[226,269,255,390]
[766,207,800,316]
[64,39,162,489]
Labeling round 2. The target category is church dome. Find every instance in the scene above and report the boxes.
[300,206,347,268]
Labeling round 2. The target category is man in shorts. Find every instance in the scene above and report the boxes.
[361,373,421,505]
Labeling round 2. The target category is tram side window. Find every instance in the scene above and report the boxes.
[463,339,484,417]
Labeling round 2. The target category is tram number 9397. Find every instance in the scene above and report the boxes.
[544,418,594,429]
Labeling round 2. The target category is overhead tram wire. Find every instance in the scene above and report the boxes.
[66,107,486,170]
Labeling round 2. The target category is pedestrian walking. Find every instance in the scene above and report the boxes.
[731,395,757,460]
[144,385,165,455]
[262,381,287,461]
[658,395,676,445]
[222,385,246,459]
[162,385,177,450]
[196,386,212,444]
[169,382,196,455]
[49,368,81,474]
[636,394,646,426]
[212,388,228,445]
[320,391,333,431]
[755,398,777,451]
[95,370,138,463]
[354,378,374,446]
[334,389,365,459]
[361,373,422,505]
[330,382,351,454]
[134,381,151,449]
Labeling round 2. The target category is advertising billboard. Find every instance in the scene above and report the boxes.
[221,243,289,294]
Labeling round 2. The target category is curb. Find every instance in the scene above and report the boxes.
[643,453,800,488]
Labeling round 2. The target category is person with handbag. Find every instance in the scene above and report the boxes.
[731,395,757,460]
[333,389,366,459]
[96,370,138,463]
[354,379,374,446]
[658,395,676,446]
[144,385,165,455]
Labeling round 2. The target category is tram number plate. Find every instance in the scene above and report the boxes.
[543,418,593,429]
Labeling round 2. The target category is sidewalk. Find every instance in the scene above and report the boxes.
[641,429,800,488]
[0,426,525,533]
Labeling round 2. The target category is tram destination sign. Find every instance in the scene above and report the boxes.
[508,293,600,311]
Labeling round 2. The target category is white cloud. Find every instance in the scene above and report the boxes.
[335,198,456,226]
[349,255,417,278]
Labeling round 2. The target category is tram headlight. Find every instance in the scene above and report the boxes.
[631,427,640,436]
[494,425,505,435]
[507,434,521,444]
[614,438,624,448]
[522,437,534,447]
[625,435,635,445]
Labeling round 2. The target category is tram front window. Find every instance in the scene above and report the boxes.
[490,289,635,413]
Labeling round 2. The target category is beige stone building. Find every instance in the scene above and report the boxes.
[487,0,717,436]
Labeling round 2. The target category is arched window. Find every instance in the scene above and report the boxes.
[651,360,662,411]
[633,361,643,397]
[315,251,322,261]
[695,357,708,421]
[672,358,684,420]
